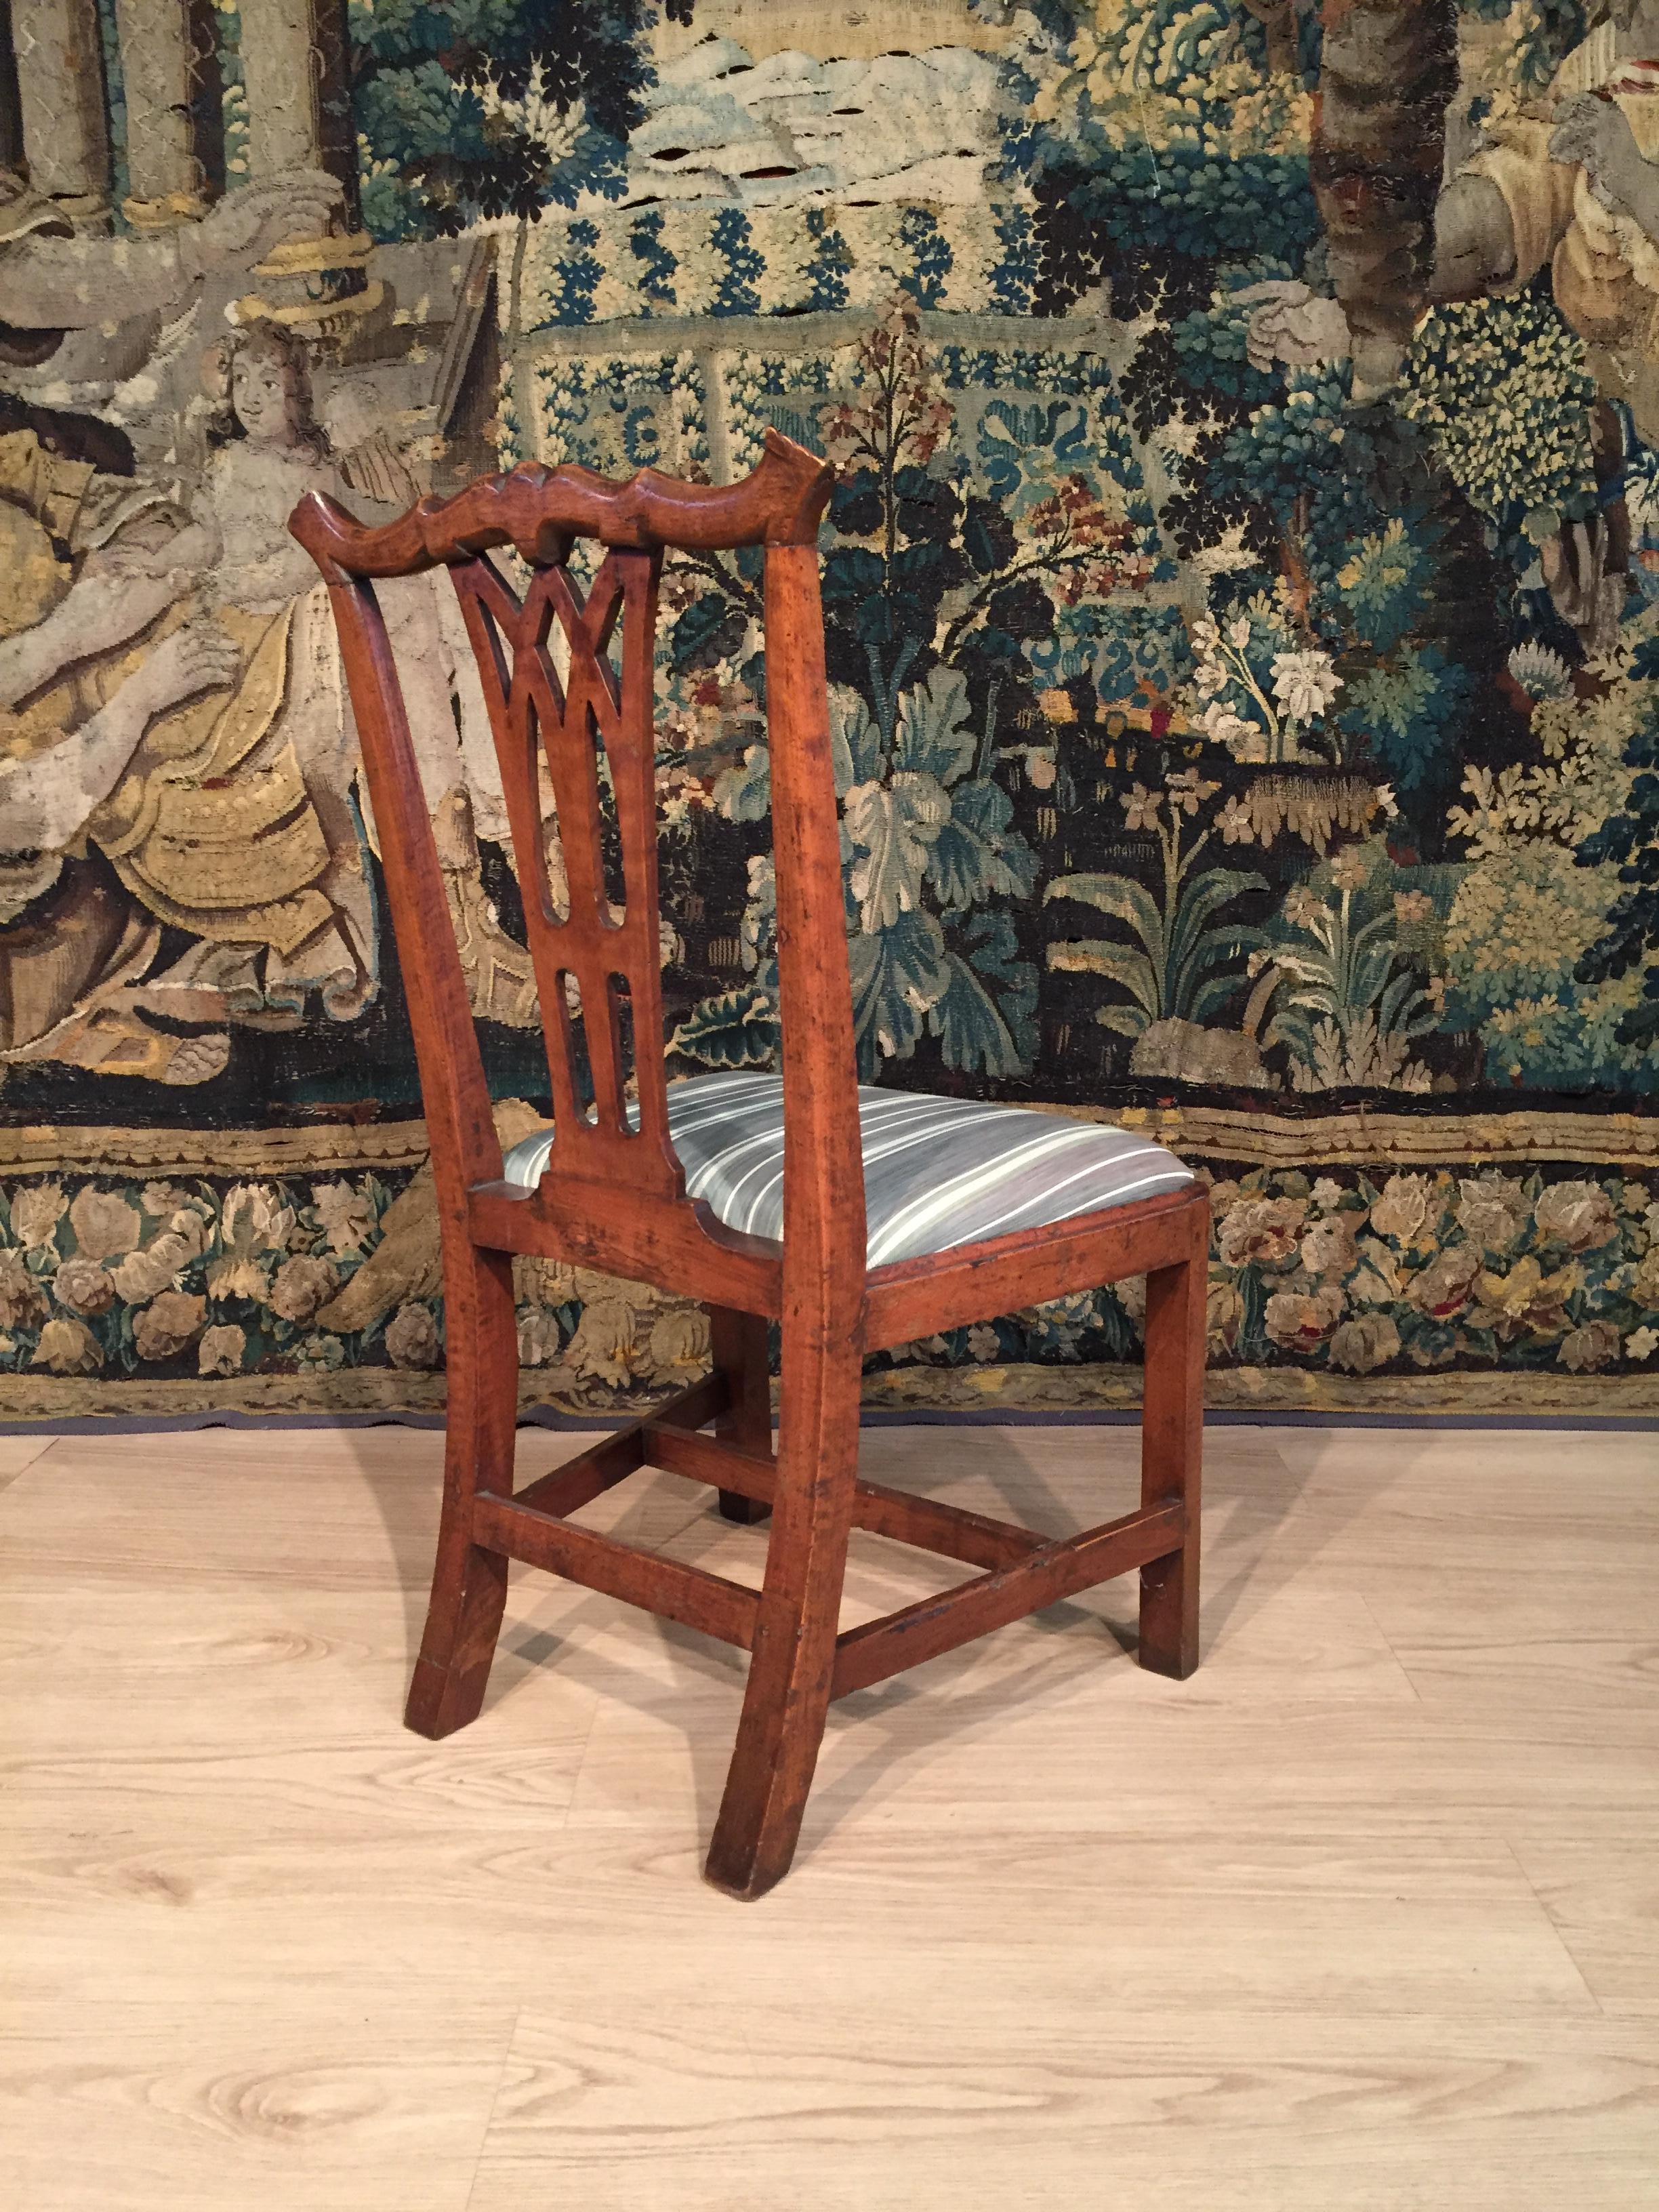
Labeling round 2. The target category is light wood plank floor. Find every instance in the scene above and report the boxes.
[2,1420,1656,2209]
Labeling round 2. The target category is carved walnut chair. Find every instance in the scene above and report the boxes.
[290,432,1208,1899]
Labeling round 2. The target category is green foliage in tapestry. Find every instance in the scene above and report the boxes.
[346,0,680,241]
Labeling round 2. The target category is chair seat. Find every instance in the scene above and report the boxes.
[500,1071,1195,1268]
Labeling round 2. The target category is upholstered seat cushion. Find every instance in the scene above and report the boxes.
[500,1071,1195,1268]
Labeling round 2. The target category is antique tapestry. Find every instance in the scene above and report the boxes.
[1,0,1656,1422]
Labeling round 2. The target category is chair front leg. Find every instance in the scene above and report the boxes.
[705,1331,862,1899]
[1136,1216,1206,1681]
[405,1243,518,1738]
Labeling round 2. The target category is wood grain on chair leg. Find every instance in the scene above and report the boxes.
[703,535,868,1900]
[405,1246,518,1738]
[1136,1229,1206,1681]
[704,1334,862,1900]
[710,1305,773,1525]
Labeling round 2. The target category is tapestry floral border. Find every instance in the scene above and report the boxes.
[0,1101,1654,1422]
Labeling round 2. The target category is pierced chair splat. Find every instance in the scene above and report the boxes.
[290,430,1208,1900]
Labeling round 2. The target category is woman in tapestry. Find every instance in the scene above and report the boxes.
[81,319,385,1032]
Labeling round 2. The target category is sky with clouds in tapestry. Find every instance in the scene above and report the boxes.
[0,0,1656,1422]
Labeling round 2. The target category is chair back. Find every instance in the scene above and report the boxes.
[289,432,861,1292]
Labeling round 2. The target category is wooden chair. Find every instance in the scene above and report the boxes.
[290,432,1208,1900]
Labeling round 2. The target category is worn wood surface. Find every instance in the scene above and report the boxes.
[829,1499,1187,1697]
[1137,1210,1208,1681]
[710,1304,773,1526]
[295,436,1206,1894]
[470,1492,761,1652]
[3,1422,1657,2209]
[860,1186,1202,1351]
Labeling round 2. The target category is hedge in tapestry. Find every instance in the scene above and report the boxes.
[0,0,1655,1420]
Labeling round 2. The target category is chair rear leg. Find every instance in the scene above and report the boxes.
[710,1305,773,1524]
[406,1245,518,1738]
[1137,1223,1206,1681]
[705,1334,861,1899]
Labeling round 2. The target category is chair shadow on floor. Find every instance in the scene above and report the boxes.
[348,1412,1414,1865]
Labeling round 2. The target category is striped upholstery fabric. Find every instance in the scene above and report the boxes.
[500,1071,1195,1267]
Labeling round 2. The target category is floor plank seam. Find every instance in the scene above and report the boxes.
[560,1678,607,1824]
[0,1438,57,1498]
[1352,1588,1426,1705]
[1498,1835,1613,2022]
[462,2004,531,2212]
